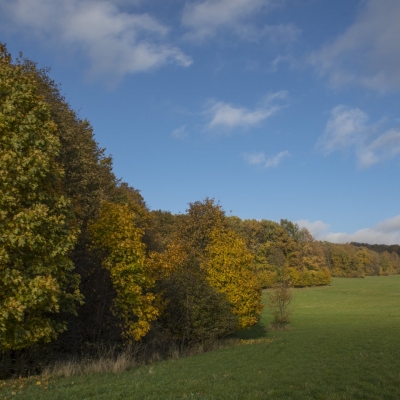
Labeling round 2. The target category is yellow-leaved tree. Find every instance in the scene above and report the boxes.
[89,201,159,341]
[203,229,263,329]
[147,199,262,345]
[0,44,83,351]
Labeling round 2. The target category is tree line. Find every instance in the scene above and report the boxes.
[0,45,399,374]
[0,45,261,366]
[325,242,400,277]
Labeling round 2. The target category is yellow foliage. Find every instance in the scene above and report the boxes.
[147,242,187,280]
[203,229,263,329]
[257,269,278,288]
[357,247,371,267]
[89,201,159,341]
[288,267,331,287]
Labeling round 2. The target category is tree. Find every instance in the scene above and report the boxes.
[327,243,365,278]
[268,279,292,329]
[267,260,293,329]
[20,52,154,348]
[149,241,238,345]
[0,44,82,351]
[89,201,159,341]
[204,229,263,329]
[148,199,263,344]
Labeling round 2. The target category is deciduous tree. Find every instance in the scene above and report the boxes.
[204,229,263,329]
[0,45,82,351]
[89,201,159,341]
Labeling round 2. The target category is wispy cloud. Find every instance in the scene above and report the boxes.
[204,91,287,132]
[309,0,400,92]
[269,54,295,72]
[317,106,369,153]
[206,102,277,129]
[171,125,188,139]
[1,0,192,82]
[182,0,267,41]
[317,105,400,167]
[297,215,400,245]
[181,0,299,43]
[244,150,290,168]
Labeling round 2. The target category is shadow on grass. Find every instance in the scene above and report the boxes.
[234,321,269,340]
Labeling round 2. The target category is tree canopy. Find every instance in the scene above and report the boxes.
[0,44,82,351]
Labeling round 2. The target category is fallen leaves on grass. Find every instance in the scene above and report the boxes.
[0,377,50,398]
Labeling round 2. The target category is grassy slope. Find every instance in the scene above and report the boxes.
[2,276,400,399]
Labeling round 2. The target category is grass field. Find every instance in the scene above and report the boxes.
[1,276,400,399]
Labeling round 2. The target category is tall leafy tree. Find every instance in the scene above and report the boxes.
[204,229,263,329]
[89,200,159,341]
[20,53,151,347]
[149,241,238,344]
[0,45,82,351]
[150,199,262,343]
[149,200,237,344]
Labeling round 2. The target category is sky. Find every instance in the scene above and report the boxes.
[1,0,400,245]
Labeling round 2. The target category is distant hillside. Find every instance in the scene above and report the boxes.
[351,242,400,256]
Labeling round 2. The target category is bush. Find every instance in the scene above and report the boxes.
[156,268,238,346]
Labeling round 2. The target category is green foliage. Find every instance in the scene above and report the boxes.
[20,57,119,224]
[15,50,124,348]
[19,49,154,348]
[0,45,82,350]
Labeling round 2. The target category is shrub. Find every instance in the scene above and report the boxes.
[268,280,292,329]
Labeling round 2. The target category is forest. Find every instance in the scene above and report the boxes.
[1,43,399,378]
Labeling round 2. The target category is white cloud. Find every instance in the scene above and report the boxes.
[365,129,400,166]
[318,105,369,153]
[264,150,290,168]
[375,215,400,234]
[309,0,400,92]
[207,102,277,129]
[244,150,290,168]
[204,91,287,131]
[1,0,192,81]
[318,105,400,167]
[245,152,267,165]
[296,220,330,238]
[181,0,299,43]
[171,125,188,139]
[297,215,400,245]
[182,0,266,41]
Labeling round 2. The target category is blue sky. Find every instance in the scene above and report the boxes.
[1,0,400,244]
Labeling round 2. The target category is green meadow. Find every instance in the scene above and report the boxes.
[2,276,400,399]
